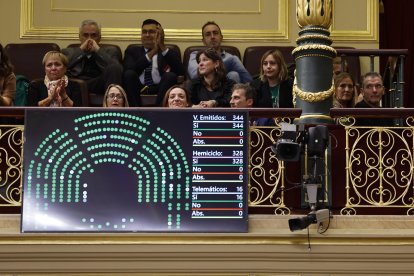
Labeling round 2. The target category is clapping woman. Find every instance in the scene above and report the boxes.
[27,51,82,107]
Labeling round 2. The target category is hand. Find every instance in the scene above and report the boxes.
[80,39,99,53]
[47,81,59,100]
[56,79,67,98]
[191,104,204,108]
[199,100,216,108]
[147,25,166,59]
[156,25,166,52]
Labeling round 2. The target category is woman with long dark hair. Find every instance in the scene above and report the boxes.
[186,48,234,107]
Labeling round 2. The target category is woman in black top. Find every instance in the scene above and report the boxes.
[250,49,293,108]
[186,48,234,108]
[27,51,82,107]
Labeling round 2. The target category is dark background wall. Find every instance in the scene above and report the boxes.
[380,0,414,107]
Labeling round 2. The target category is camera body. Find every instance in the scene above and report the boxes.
[271,123,331,232]
[288,209,330,232]
[271,123,301,162]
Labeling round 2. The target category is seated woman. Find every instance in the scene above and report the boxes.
[186,48,235,108]
[162,84,191,108]
[333,72,356,108]
[250,49,293,108]
[27,51,82,107]
[102,84,129,107]
[0,43,15,106]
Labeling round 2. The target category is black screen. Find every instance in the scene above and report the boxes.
[22,109,249,232]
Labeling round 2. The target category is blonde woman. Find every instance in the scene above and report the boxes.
[250,49,293,108]
[333,72,356,108]
[102,84,129,107]
[27,51,82,107]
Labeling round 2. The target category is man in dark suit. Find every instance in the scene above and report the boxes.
[123,19,184,106]
[62,19,123,95]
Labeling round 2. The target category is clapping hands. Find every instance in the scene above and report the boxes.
[147,25,167,58]
[48,78,66,101]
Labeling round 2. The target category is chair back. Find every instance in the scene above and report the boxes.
[243,46,295,78]
[183,45,241,70]
[29,78,89,107]
[5,43,60,80]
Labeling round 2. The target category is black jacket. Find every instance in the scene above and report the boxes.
[27,79,82,107]
[123,46,184,77]
[62,47,120,79]
[250,78,294,108]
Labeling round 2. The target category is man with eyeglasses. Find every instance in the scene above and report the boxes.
[187,21,252,84]
[355,72,393,126]
[62,19,123,95]
[123,19,184,107]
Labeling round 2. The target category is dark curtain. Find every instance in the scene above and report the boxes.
[380,0,414,107]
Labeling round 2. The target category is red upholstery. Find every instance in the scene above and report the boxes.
[243,46,295,78]
[5,43,60,80]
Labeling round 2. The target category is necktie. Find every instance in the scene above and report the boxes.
[144,62,153,86]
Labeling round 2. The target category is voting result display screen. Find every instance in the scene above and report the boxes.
[22,109,249,232]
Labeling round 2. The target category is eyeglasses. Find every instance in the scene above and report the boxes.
[108,94,123,100]
[364,84,383,90]
[338,84,354,89]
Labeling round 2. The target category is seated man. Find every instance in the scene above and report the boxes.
[62,19,123,95]
[230,83,254,108]
[187,21,252,84]
[230,83,274,126]
[355,72,393,126]
[123,19,184,107]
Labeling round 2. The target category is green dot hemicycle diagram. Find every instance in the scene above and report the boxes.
[24,111,191,231]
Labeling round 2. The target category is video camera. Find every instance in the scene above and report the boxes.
[271,123,331,231]
[271,123,329,161]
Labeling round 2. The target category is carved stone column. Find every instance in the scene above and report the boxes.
[293,0,336,124]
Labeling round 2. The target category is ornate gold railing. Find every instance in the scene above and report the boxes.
[332,108,414,215]
[3,108,414,216]
[0,125,23,207]
[248,125,291,215]
[341,123,414,215]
